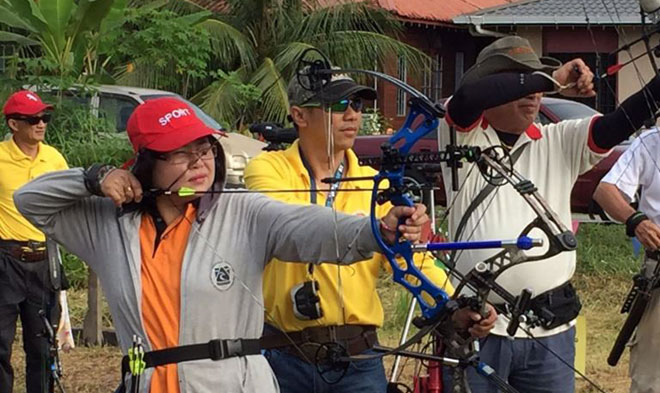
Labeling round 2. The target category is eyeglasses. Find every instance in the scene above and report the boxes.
[302,98,364,113]
[157,143,218,165]
[11,114,52,125]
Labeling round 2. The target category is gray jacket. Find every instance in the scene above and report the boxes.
[14,169,380,393]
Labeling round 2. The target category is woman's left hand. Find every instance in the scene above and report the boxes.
[380,204,429,244]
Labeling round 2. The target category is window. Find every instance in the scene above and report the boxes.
[423,54,443,101]
[433,54,443,100]
[98,95,138,132]
[455,52,465,88]
[536,111,551,125]
[396,55,407,116]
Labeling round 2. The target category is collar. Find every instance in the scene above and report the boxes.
[480,119,542,141]
[284,139,369,189]
[7,137,45,162]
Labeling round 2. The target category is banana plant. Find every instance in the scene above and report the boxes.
[0,0,125,82]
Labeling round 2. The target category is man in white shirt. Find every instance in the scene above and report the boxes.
[594,129,660,393]
[439,35,660,393]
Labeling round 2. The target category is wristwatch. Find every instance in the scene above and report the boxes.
[84,164,116,196]
[625,211,649,237]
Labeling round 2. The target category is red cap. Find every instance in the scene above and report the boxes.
[3,90,53,116]
[126,97,221,153]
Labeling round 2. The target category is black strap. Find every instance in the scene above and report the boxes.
[120,338,261,376]
[298,145,345,207]
[118,338,263,393]
[452,145,527,243]
[260,323,378,349]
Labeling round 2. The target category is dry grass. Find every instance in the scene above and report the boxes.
[10,288,120,393]
[573,273,632,393]
[11,339,121,393]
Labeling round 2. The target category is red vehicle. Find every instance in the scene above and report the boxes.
[353,97,630,220]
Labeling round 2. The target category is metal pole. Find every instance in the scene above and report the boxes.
[389,296,418,382]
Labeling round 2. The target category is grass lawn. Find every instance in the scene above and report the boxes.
[10,223,641,392]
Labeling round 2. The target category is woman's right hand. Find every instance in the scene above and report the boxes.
[100,169,143,206]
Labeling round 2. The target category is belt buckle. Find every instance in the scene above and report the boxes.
[208,339,225,360]
[224,339,243,357]
[17,247,33,262]
[327,326,337,342]
[27,240,45,250]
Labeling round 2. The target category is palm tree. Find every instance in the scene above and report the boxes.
[190,0,428,127]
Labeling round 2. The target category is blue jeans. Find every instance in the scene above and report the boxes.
[443,328,576,393]
[266,348,387,393]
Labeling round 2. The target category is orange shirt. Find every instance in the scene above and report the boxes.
[139,204,196,393]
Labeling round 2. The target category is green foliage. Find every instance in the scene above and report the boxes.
[109,6,212,96]
[0,0,124,82]
[61,251,88,290]
[191,0,429,126]
[2,55,78,90]
[43,98,133,167]
[359,107,391,135]
[197,69,262,130]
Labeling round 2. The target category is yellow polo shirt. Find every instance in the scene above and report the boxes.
[0,137,68,241]
[244,140,453,332]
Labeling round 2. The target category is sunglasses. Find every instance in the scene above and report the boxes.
[11,113,52,125]
[302,98,364,113]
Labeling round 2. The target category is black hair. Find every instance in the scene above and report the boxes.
[129,135,226,212]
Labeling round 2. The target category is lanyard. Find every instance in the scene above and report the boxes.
[299,147,345,207]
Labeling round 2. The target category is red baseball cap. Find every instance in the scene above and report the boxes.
[3,90,53,116]
[126,97,221,153]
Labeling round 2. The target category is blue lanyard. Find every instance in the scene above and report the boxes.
[299,147,345,207]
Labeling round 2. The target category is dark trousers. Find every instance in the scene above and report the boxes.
[442,328,576,393]
[0,251,59,393]
[266,348,387,393]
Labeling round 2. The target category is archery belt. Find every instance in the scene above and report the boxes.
[261,324,378,362]
[118,338,262,392]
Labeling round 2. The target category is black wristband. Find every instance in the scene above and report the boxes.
[83,164,115,196]
[625,211,649,237]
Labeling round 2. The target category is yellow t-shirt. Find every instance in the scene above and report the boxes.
[244,140,453,332]
[0,138,68,241]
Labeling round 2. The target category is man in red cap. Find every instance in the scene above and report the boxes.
[0,90,68,393]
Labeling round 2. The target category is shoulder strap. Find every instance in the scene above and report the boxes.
[452,145,527,242]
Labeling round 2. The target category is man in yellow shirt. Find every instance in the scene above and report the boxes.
[245,73,496,393]
[0,91,68,393]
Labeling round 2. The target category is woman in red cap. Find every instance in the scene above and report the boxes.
[12,97,430,393]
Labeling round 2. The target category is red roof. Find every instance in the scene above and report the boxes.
[375,0,521,22]
[191,0,520,23]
